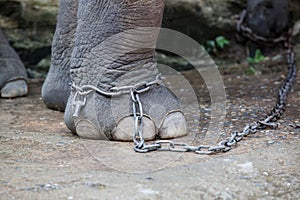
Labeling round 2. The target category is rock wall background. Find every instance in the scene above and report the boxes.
[0,0,58,77]
[0,0,299,77]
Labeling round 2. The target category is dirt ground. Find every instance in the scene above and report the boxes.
[0,61,300,199]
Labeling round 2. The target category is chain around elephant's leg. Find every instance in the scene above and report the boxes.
[64,0,187,141]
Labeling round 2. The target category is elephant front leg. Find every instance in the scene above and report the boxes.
[0,28,28,98]
[64,0,187,141]
[41,0,79,111]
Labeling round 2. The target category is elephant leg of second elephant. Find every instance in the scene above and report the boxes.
[0,28,28,98]
[245,0,289,56]
[64,0,187,141]
[42,0,79,111]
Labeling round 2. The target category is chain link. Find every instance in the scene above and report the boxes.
[132,91,148,153]
[70,11,296,155]
[71,75,162,118]
[236,10,289,45]
[132,10,297,154]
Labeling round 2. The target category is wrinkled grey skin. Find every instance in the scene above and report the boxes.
[246,0,289,38]
[42,0,187,141]
[245,0,289,57]
[0,28,28,98]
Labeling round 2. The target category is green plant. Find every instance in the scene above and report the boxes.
[245,66,257,75]
[247,49,265,64]
[205,40,216,53]
[215,36,230,49]
[205,36,230,53]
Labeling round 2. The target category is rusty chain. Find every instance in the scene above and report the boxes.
[132,10,297,154]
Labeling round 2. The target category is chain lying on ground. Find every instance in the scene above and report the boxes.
[236,9,297,127]
[131,10,297,154]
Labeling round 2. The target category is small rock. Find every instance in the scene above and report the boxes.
[262,172,269,176]
[267,140,275,145]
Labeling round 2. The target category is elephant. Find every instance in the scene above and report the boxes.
[246,0,289,38]
[0,28,28,98]
[42,0,187,141]
[244,0,290,57]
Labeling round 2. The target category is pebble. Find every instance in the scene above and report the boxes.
[267,140,275,145]
[56,141,67,146]
[262,172,269,176]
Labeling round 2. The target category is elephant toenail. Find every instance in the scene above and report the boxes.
[75,119,108,140]
[159,112,187,139]
[112,116,156,141]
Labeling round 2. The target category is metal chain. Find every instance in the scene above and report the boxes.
[70,10,296,154]
[236,10,289,45]
[132,10,297,154]
[71,75,162,118]
[131,91,148,152]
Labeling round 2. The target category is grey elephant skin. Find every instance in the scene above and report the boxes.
[0,28,28,98]
[42,0,187,141]
[245,0,289,57]
[42,0,291,141]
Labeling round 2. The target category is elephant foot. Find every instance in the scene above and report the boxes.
[113,111,187,141]
[64,84,187,141]
[42,73,71,111]
[1,79,28,98]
